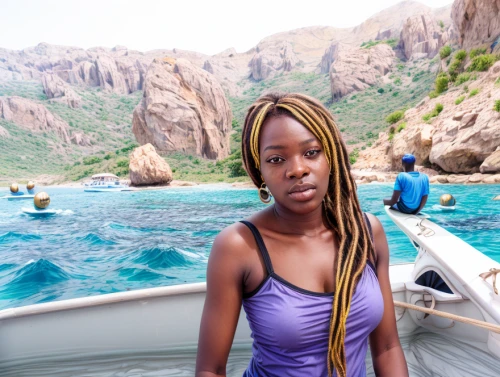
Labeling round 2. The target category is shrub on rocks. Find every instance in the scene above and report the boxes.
[385,110,405,124]
[435,74,449,94]
[440,45,452,59]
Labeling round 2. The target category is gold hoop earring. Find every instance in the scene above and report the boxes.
[258,183,272,204]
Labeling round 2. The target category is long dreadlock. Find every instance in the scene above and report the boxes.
[241,92,376,377]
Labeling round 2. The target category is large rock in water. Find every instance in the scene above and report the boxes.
[452,0,500,50]
[41,73,81,108]
[249,42,298,81]
[132,57,231,160]
[480,148,500,173]
[0,96,71,143]
[129,143,173,186]
[398,13,449,60]
[329,43,395,100]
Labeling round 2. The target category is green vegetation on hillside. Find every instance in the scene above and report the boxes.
[0,80,141,183]
[360,39,398,49]
[422,103,444,122]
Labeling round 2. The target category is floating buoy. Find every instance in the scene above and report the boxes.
[440,194,456,207]
[34,192,50,209]
[26,181,35,190]
[10,183,19,193]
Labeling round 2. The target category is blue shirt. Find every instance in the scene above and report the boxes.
[394,171,429,210]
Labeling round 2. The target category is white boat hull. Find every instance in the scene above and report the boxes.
[83,187,135,192]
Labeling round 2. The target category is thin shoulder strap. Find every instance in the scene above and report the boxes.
[239,220,274,275]
[363,213,378,275]
[363,213,374,242]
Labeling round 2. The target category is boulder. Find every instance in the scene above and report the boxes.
[249,42,298,81]
[431,175,448,184]
[129,143,173,186]
[41,73,81,108]
[70,131,92,146]
[399,13,449,60]
[132,58,231,160]
[0,96,70,143]
[391,124,435,168]
[447,174,469,183]
[480,149,500,173]
[483,174,500,184]
[452,0,500,50]
[467,173,486,183]
[330,44,395,100]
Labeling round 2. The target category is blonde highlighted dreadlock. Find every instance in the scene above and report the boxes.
[241,92,376,377]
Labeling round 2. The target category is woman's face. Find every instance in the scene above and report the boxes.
[259,115,330,215]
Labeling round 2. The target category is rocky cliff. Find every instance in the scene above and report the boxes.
[355,61,500,174]
[328,43,395,100]
[249,42,299,81]
[452,0,500,50]
[398,13,449,60]
[41,73,81,108]
[0,96,71,143]
[132,58,232,160]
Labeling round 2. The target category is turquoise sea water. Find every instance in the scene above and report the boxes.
[0,183,499,310]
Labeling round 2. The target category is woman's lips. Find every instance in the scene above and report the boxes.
[288,188,316,202]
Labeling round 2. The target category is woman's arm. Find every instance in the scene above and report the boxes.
[195,225,248,377]
[366,214,409,377]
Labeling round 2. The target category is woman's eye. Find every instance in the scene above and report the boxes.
[305,149,321,157]
[267,157,284,164]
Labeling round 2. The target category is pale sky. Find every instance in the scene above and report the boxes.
[1,0,453,55]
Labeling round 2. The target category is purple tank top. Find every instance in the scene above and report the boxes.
[240,220,384,377]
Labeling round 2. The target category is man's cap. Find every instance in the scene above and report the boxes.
[402,154,416,163]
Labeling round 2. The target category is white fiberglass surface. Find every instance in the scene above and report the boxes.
[2,331,500,377]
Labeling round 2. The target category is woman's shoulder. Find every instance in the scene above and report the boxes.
[209,215,265,265]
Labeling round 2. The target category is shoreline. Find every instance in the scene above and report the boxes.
[2,173,500,190]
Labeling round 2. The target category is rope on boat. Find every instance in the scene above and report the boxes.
[393,300,500,334]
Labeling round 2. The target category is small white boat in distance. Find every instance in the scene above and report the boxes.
[0,194,35,200]
[83,173,135,192]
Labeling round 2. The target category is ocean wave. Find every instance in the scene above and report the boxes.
[0,259,73,299]
[440,215,500,231]
[7,259,72,285]
[76,233,116,246]
[107,222,181,234]
[0,263,16,271]
[117,267,176,282]
[0,231,42,243]
[124,246,195,270]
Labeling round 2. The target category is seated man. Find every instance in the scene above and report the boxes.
[383,154,429,214]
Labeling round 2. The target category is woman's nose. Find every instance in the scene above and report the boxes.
[286,157,310,179]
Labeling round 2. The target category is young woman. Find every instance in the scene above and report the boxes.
[196,93,408,377]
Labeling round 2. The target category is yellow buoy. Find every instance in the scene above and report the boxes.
[440,194,456,207]
[10,183,19,193]
[27,181,35,190]
[34,192,50,209]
